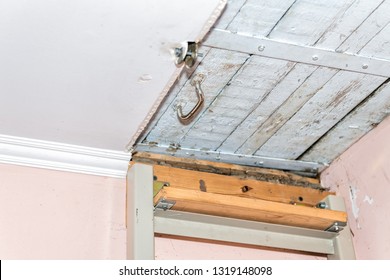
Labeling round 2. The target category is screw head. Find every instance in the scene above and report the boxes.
[317,202,327,209]
[362,64,368,69]
[312,55,319,61]
[258,45,265,52]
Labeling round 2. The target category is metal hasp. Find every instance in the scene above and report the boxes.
[177,79,205,122]
[322,195,356,260]
[126,163,155,260]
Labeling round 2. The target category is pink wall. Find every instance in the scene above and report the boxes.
[155,237,324,260]
[0,163,323,259]
[0,164,126,259]
[321,116,390,259]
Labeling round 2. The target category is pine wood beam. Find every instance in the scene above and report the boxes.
[154,187,346,231]
[153,165,332,206]
[132,151,321,189]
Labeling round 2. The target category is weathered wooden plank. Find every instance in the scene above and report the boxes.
[235,67,338,155]
[152,165,330,206]
[154,187,347,230]
[132,151,321,188]
[254,71,386,159]
[268,0,354,45]
[227,0,296,37]
[218,63,318,153]
[315,0,384,49]
[301,81,390,163]
[337,0,390,54]
[145,48,249,145]
[213,0,247,29]
[359,23,390,59]
[179,56,295,150]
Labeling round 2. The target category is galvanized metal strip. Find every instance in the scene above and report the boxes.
[134,143,324,176]
[154,209,336,255]
[204,29,390,77]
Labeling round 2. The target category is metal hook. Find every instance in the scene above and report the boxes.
[177,80,205,122]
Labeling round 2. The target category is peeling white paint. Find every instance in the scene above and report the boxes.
[349,185,360,218]
[363,195,374,205]
[349,185,362,229]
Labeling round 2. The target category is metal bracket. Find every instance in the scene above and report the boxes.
[325,222,346,233]
[155,199,176,211]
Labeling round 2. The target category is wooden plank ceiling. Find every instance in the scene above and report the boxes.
[134,0,390,174]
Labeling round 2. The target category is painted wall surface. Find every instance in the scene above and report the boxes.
[321,116,390,259]
[155,237,324,260]
[0,163,322,259]
[0,164,126,259]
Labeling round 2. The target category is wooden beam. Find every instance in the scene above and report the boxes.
[154,187,346,231]
[132,151,321,189]
[153,165,332,206]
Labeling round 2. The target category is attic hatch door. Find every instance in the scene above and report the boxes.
[129,3,324,178]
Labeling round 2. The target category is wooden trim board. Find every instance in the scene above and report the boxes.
[132,151,321,188]
[153,165,332,206]
[154,187,346,231]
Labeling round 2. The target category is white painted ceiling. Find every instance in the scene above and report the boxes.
[0,0,223,151]
[136,0,390,175]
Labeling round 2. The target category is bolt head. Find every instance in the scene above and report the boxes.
[258,45,265,52]
[312,55,319,61]
[362,64,368,69]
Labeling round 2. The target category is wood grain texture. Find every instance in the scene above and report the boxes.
[140,0,390,168]
[219,63,318,153]
[179,56,295,150]
[235,67,338,155]
[315,0,384,50]
[359,23,390,59]
[152,165,331,206]
[254,72,386,159]
[301,81,390,163]
[213,0,247,29]
[268,0,354,45]
[227,0,297,37]
[155,187,347,230]
[132,151,321,188]
[336,0,390,54]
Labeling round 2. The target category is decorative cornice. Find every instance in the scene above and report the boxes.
[0,135,131,178]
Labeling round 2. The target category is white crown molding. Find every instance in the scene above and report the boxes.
[0,135,131,178]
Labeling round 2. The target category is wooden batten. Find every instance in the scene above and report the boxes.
[154,187,347,231]
[153,165,331,206]
[132,151,322,188]
[132,152,345,231]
